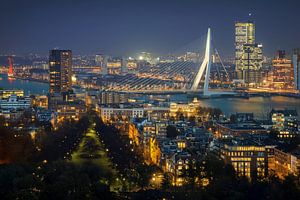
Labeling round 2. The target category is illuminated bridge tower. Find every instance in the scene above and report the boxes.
[191,28,212,96]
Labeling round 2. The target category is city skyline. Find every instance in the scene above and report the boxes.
[1,1,300,199]
[1,0,300,57]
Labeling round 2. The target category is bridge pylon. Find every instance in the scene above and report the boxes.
[191,28,212,96]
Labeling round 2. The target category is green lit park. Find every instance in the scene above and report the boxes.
[70,121,123,192]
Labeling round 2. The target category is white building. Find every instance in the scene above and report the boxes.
[100,106,144,121]
[0,94,31,110]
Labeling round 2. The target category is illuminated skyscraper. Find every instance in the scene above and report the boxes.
[235,21,255,46]
[138,52,153,63]
[235,21,263,84]
[49,50,72,94]
[272,50,294,89]
[106,57,127,75]
[292,48,300,90]
[241,44,263,84]
[95,54,105,66]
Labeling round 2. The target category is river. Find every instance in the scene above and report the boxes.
[0,73,299,119]
[0,74,49,95]
[194,96,299,119]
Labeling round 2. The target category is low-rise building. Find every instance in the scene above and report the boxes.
[270,109,298,138]
[269,147,300,179]
[32,95,48,109]
[54,100,86,122]
[165,151,192,186]
[220,139,268,178]
[100,91,129,104]
[0,109,24,121]
[0,94,31,110]
[100,105,144,121]
[0,90,24,98]
[169,98,200,118]
[216,122,267,138]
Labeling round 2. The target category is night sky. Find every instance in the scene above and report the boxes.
[0,0,300,57]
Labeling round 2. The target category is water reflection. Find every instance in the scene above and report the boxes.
[0,74,299,119]
[0,74,49,95]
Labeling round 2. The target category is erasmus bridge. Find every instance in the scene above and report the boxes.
[105,28,237,97]
[189,28,236,97]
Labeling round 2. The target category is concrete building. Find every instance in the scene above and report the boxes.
[55,100,86,122]
[49,50,72,94]
[32,95,48,109]
[138,52,153,64]
[100,105,144,121]
[100,91,129,104]
[165,151,192,186]
[106,57,127,75]
[169,98,200,118]
[292,48,300,90]
[270,109,298,138]
[272,50,294,89]
[0,94,31,110]
[220,140,268,178]
[216,122,267,138]
[0,90,24,98]
[268,147,300,179]
[235,21,263,84]
[95,54,105,67]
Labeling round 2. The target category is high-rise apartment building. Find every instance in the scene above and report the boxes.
[235,22,255,47]
[49,50,72,94]
[241,44,263,83]
[235,21,263,84]
[106,57,127,75]
[292,48,300,90]
[95,54,105,66]
[272,50,294,89]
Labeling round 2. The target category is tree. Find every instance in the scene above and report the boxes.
[269,129,279,139]
[211,108,222,120]
[180,161,197,189]
[281,174,300,200]
[166,125,179,139]
[161,172,173,190]
[230,114,237,123]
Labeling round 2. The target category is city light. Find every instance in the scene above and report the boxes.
[0,0,299,199]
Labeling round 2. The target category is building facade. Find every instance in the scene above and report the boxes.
[272,50,294,89]
[49,50,72,94]
[235,21,263,84]
[292,48,300,90]
[270,109,298,138]
[221,142,268,178]
[0,94,31,110]
[270,147,300,179]
[0,90,24,98]
[100,106,144,121]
